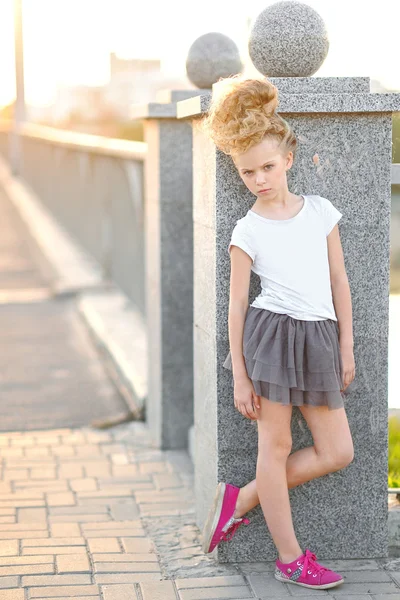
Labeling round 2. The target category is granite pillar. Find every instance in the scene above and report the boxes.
[177,76,400,560]
[131,90,204,450]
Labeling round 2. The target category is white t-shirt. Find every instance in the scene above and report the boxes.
[227,194,343,321]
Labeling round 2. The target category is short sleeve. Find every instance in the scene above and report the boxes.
[228,219,255,262]
[320,197,343,236]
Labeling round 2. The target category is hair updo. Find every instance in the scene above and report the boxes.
[198,75,297,161]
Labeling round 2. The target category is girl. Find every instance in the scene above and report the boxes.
[198,76,356,591]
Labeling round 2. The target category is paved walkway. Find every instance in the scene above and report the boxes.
[0,188,129,431]
[0,186,400,598]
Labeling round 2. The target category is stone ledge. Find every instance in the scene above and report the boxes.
[77,291,147,422]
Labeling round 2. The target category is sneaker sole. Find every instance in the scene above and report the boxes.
[274,572,344,589]
[201,482,226,554]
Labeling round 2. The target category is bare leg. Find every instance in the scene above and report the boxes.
[234,401,354,520]
[235,445,330,518]
[242,398,354,563]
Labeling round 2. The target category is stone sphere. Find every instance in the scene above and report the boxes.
[186,32,243,89]
[248,1,329,77]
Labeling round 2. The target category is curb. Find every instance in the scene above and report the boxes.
[78,291,147,422]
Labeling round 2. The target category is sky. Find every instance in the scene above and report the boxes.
[0,0,399,107]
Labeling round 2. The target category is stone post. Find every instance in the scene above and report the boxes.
[131,33,243,450]
[178,1,400,561]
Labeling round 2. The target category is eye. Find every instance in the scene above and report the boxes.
[243,165,273,175]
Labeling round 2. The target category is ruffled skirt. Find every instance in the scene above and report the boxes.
[222,306,346,411]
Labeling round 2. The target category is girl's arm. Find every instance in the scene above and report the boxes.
[227,246,253,380]
[327,224,354,348]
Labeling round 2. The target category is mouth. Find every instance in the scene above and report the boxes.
[258,188,271,193]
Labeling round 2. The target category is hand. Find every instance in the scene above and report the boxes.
[340,345,356,392]
[233,376,260,420]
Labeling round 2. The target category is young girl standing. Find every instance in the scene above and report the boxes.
[199,76,356,591]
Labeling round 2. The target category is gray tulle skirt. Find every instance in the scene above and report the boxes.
[222,306,346,411]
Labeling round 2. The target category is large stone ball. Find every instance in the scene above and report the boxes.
[248,1,329,77]
[186,32,244,89]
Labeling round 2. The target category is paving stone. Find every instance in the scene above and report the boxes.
[50,445,76,456]
[56,553,91,573]
[94,573,163,584]
[50,523,81,537]
[0,563,54,575]
[82,520,141,530]
[371,595,400,600]
[84,530,144,539]
[74,445,102,457]
[110,453,129,465]
[2,469,30,480]
[101,584,137,600]
[153,473,183,490]
[16,482,68,492]
[25,446,52,457]
[0,540,19,556]
[100,444,127,455]
[49,506,108,516]
[0,530,48,539]
[140,580,177,600]
[138,462,171,474]
[175,577,248,589]
[178,587,254,600]
[33,597,100,600]
[46,493,75,507]
[111,465,139,477]
[18,508,47,523]
[87,538,121,553]
[0,492,45,500]
[91,553,158,563]
[0,448,24,457]
[58,465,84,478]
[0,523,47,531]
[76,489,133,498]
[0,591,25,599]
[329,582,400,594]
[94,562,161,573]
[0,579,20,590]
[121,538,155,553]
[31,467,56,479]
[22,537,85,547]
[84,463,111,477]
[49,514,112,524]
[21,574,92,586]
[69,478,97,492]
[22,546,87,555]
[60,434,87,445]
[29,584,100,597]
[110,502,139,521]
[0,555,53,565]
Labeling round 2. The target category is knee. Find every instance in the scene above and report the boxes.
[326,442,354,470]
[258,437,293,461]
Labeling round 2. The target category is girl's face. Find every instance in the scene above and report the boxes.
[233,137,293,199]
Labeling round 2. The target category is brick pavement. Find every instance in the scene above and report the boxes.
[0,421,397,599]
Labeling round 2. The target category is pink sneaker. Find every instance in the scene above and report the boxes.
[201,482,250,554]
[275,548,344,589]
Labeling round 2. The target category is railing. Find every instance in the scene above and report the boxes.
[0,119,399,313]
[0,120,147,315]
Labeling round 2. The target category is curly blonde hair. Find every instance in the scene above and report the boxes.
[197,75,297,160]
